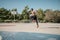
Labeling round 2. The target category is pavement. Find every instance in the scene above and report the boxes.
[0,23,60,35]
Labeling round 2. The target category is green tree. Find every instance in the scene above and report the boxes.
[37,8,44,22]
[44,9,60,23]
[44,9,54,22]
[11,8,19,20]
[0,8,9,20]
[22,5,29,20]
[53,10,60,23]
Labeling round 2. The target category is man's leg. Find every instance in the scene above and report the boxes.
[36,20,39,28]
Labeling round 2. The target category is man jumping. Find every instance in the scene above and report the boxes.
[29,8,39,28]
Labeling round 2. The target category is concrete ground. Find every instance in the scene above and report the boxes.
[0,23,60,35]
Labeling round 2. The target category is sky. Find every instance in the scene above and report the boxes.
[0,0,60,13]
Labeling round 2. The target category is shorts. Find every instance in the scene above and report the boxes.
[30,15,37,20]
[30,15,38,25]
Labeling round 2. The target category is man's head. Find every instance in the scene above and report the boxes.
[31,8,33,11]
